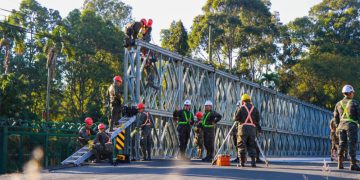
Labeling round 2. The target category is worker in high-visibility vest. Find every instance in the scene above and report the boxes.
[334,85,360,171]
[173,100,194,160]
[135,103,155,161]
[235,94,261,167]
[201,100,222,162]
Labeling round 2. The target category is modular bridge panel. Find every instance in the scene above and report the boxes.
[122,40,358,158]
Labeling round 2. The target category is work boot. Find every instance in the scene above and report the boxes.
[240,156,246,167]
[231,157,239,163]
[349,158,360,171]
[251,157,256,168]
[93,153,101,163]
[338,156,344,169]
[108,154,113,164]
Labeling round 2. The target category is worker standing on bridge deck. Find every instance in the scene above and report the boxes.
[202,100,222,162]
[173,100,194,160]
[108,76,123,132]
[124,19,147,48]
[135,103,155,161]
[194,112,204,159]
[235,94,261,167]
[334,85,360,171]
[77,117,96,149]
[92,123,113,164]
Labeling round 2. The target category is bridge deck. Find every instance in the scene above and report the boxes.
[3,157,359,180]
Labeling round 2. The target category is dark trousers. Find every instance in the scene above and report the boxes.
[177,125,191,156]
[203,127,215,158]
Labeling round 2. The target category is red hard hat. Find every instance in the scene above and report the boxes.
[137,103,145,109]
[113,76,122,82]
[147,19,153,27]
[196,112,203,119]
[98,123,105,129]
[84,117,93,125]
[140,18,147,26]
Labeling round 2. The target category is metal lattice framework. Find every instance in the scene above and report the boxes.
[123,40,359,158]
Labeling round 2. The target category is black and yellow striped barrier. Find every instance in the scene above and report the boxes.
[116,130,126,151]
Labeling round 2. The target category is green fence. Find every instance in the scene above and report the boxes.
[0,119,99,174]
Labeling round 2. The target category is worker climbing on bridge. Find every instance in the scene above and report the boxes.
[202,100,222,162]
[141,19,153,43]
[334,85,360,171]
[173,100,194,160]
[124,18,147,48]
[194,111,204,159]
[108,75,123,132]
[134,103,155,161]
[235,94,261,167]
[92,123,113,164]
[77,117,96,149]
[231,100,241,163]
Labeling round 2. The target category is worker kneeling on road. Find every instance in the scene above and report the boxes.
[77,117,96,149]
[334,85,360,171]
[135,103,155,161]
[202,100,222,162]
[92,123,113,164]
[235,94,261,167]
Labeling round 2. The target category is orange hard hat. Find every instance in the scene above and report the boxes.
[196,112,203,119]
[84,117,93,125]
[98,123,105,129]
[113,76,122,82]
[137,103,145,109]
[147,19,153,27]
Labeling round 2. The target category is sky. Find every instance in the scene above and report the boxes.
[1,0,322,45]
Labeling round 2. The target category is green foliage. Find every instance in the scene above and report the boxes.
[160,20,190,56]
[290,53,360,109]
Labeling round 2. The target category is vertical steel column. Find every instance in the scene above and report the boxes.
[135,46,141,104]
[178,61,184,107]
[123,48,129,106]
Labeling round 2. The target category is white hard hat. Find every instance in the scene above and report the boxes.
[236,100,241,106]
[184,99,191,105]
[204,100,213,106]
[342,85,355,93]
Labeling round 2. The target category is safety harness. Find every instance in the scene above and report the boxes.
[141,112,151,127]
[240,104,256,127]
[340,100,358,124]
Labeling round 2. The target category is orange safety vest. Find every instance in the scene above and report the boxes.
[240,104,256,127]
[141,112,151,127]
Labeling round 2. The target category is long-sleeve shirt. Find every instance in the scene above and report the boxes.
[334,97,360,127]
[235,103,261,132]
[136,111,155,130]
[78,127,95,143]
[202,110,222,128]
[173,109,194,127]
[108,83,122,107]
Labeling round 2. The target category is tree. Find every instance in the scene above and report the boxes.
[160,20,190,56]
[83,0,132,28]
[189,0,278,78]
[290,53,359,109]
[309,0,360,56]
